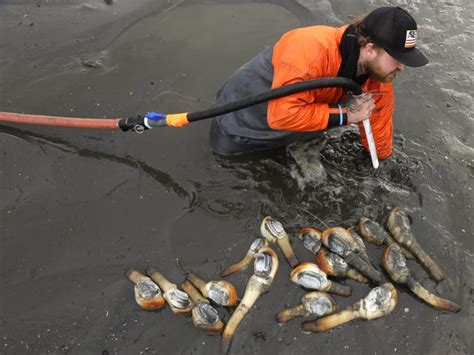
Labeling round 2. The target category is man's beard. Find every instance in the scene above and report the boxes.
[366,61,398,83]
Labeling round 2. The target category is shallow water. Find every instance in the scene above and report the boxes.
[1,0,473,354]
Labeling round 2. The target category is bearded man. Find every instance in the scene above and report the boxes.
[209,6,428,158]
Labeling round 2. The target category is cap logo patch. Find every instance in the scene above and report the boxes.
[405,30,417,48]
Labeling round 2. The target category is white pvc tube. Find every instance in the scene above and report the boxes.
[363,119,379,169]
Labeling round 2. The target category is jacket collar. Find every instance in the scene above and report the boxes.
[338,25,369,86]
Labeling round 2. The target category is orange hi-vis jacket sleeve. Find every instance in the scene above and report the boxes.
[359,81,394,159]
[268,25,394,159]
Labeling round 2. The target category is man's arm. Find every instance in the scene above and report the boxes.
[268,28,374,133]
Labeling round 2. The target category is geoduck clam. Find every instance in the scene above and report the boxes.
[126,268,166,310]
[321,227,382,283]
[220,238,268,277]
[386,208,445,282]
[358,217,414,259]
[180,280,225,334]
[276,291,337,323]
[315,248,368,284]
[302,283,398,332]
[146,267,193,314]
[260,216,299,267]
[221,246,279,355]
[382,243,460,313]
[186,272,238,307]
[290,262,351,296]
[298,228,366,283]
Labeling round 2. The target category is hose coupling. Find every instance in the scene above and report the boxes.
[118,114,148,133]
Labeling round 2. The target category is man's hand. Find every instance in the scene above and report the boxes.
[346,93,375,124]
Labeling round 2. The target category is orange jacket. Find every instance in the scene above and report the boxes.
[269,25,394,159]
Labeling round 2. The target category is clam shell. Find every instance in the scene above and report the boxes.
[302,232,321,254]
[390,248,407,271]
[254,252,273,278]
[359,218,394,251]
[249,238,265,253]
[327,252,348,271]
[136,278,160,299]
[195,303,219,325]
[363,219,386,243]
[304,296,333,316]
[327,235,351,257]
[265,219,286,240]
[297,271,327,290]
[384,244,410,283]
[350,228,367,248]
[166,288,191,309]
[388,208,412,233]
[364,286,390,313]
[207,283,229,305]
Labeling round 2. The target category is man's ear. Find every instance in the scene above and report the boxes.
[364,43,378,59]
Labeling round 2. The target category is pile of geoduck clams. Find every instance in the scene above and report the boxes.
[126,207,460,354]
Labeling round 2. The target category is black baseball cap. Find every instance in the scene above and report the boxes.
[362,6,428,67]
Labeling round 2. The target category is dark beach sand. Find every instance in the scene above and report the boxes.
[0,0,472,354]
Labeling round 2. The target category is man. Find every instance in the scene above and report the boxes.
[209,6,428,158]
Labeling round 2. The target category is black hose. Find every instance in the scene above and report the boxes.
[187,77,362,122]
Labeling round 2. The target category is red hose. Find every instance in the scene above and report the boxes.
[0,111,121,130]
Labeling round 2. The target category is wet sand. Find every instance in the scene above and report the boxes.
[0,0,473,354]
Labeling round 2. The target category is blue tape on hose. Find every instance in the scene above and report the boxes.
[144,112,167,128]
[145,112,166,121]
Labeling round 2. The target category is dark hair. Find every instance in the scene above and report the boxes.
[351,13,376,48]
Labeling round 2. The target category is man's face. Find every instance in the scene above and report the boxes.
[366,48,406,83]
